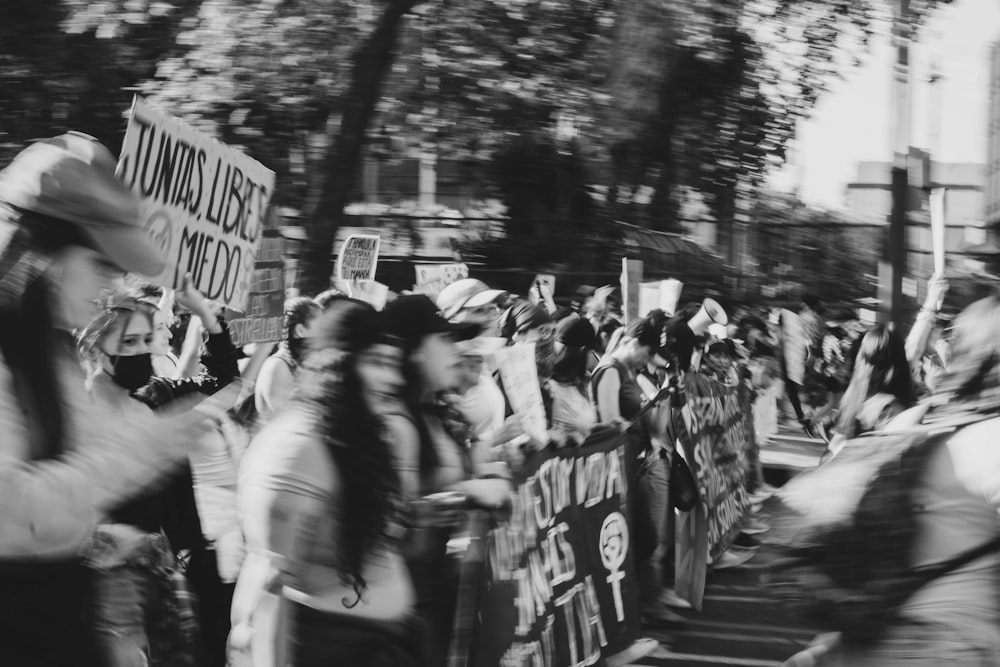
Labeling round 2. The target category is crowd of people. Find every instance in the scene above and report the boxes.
[3,131,1000,667]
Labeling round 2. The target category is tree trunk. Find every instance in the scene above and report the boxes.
[298,0,421,295]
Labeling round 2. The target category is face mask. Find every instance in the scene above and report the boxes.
[109,353,153,391]
[534,337,557,378]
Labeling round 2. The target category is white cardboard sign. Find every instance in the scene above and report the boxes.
[117,96,276,311]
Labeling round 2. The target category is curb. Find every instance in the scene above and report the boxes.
[782,632,842,667]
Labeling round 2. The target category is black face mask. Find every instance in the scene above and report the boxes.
[109,353,153,391]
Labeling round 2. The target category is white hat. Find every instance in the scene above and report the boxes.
[436,278,507,320]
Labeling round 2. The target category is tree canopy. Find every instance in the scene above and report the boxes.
[0,0,953,293]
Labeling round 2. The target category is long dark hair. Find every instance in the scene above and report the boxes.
[835,324,915,438]
[0,206,95,459]
[294,346,400,607]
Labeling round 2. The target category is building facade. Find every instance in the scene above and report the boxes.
[844,152,986,291]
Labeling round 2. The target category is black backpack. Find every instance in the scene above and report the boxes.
[772,417,1000,645]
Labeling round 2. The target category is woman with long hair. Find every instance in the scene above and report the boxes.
[830,324,916,451]
[593,311,682,625]
[78,276,240,666]
[0,133,229,665]
[380,294,510,666]
[254,296,321,423]
[232,298,424,667]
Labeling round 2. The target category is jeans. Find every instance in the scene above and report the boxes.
[92,565,159,667]
[636,454,669,607]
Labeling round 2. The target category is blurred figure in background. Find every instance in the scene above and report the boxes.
[593,312,683,625]
[232,300,425,667]
[828,324,916,456]
[0,132,230,666]
[254,296,321,424]
[545,314,600,445]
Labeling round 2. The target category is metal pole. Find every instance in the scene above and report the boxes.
[880,0,910,328]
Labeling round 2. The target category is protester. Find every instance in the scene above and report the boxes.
[837,294,1000,665]
[79,274,242,666]
[0,132,234,666]
[132,282,183,379]
[545,314,600,444]
[436,278,519,465]
[381,294,511,666]
[231,301,425,667]
[254,296,321,424]
[436,278,507,336]
[828,324,916,455]
[593,311,682,625]
[450,335,528,474]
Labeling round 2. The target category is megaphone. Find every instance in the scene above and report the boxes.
[687,298,728,336]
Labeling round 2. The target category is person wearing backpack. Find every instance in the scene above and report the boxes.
[782,294,1000,666]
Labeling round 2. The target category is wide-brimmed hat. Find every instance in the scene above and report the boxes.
[0,132,165,276]
[436,278,507,320]
[383,294,479,343]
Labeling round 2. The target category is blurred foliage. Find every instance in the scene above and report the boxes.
[751,190,878,305]
[0,0,952,292]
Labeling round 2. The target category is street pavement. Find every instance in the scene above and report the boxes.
[627,427,834,667]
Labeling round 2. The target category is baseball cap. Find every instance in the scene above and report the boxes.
[382,294,479,343]
[436,278,507,320]
[0,132,165,276]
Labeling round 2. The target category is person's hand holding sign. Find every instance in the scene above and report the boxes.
[176,272,223,334]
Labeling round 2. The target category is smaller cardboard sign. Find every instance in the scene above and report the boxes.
[492,343,548,444]
[225,207,285,346]
[337,234,381,282]
[530,274,557,314]
[620,259,643,325]
[413,262,469,298]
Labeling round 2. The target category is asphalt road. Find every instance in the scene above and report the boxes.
[625,429,832,667]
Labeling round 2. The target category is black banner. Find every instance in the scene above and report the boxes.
[470,428,640,667]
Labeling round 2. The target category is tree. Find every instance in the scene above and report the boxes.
[0,0,202,166]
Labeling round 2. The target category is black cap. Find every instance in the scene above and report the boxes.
[382,294,479,343]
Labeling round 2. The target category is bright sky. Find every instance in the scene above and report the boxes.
[770,0,1000,210]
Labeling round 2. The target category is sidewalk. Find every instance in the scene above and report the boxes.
[624,427,838,667]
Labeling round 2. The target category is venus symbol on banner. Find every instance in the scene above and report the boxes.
[600,511,629,623]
